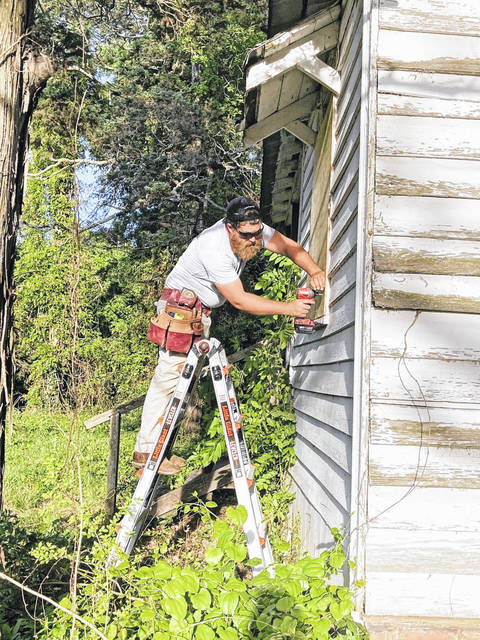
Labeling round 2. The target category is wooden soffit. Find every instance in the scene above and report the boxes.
[241,2,341,149]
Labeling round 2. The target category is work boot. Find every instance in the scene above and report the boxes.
[169,455,186,469]
[132,451,185,475]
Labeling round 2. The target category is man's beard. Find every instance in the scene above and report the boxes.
[230,233,262,261]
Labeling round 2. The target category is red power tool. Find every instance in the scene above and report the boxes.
[294,287,322,334]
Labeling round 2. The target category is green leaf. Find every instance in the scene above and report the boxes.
[204,546,223,564]
[330,550,346,569]
[191,589,211,611]
[225,542,247,563]
[218,591,239,615]
[311,618,331,639]
[164,595,187,620]
[195,624,216,640]
[275,596,295,612]
[181,568,200,593]
[140,607,156,621]
[280,615,297,635]
[226,505,247,526]
[217,628,239,640]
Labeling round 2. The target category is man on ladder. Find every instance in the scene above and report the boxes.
[133,196,326,475]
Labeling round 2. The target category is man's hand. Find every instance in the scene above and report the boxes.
[309,270,326,291]
[285,298,315,318]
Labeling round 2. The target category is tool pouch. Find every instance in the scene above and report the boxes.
[147,289,204,353]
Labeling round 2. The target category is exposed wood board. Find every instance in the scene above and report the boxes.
[329,250,356,304]
[293,390,353,435]
[337,48,362,125]
[295,285,356,344]
[329,217,357,275]
[366,528,480,575]
[379,0,480,37]
[256,76,283,122]
[296,411,352,472]
[244,92,319,146]
[331,147,359,213]
[370,443,480,489]
[277,69,303,111]
[246,22,339,91]
[373,271,480,313]
[368,485,480,532]
[377,115,480,160]
[290,359,354,396]
[291,325,355,367]
[333,112,360,173]
[376,156,480,199]
[295,436,352,508]
[377,93,480,120]
[373,235,480,277]
[330,185,358,243]
[370,402,480,449]
[284,120,316,147]
[297,73,319,100]
[85,409,114,429]
[366,571,480,617]
[374,195,480,241]
[371,309,480,361]
[377,29,480,75]
[370,356,480,404]
[262,4,342,60]
[378,70,480,103]
[297,57,340,95]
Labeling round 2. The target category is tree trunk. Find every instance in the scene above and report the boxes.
[0,0,53,508]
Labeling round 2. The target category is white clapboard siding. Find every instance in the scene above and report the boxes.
[330,218,357,275]
[369,443,480,489]
[378,70,480,103]
[379,0,480,37]
[366,572,480,617]
[378,94,480,120]
[291,326,355,367]
[377,115,480,159]
[330,183,358,243]
[291,360,354,397]
[368,485,480,532]
[366,528,480,574]
[373,235,480,276]
[329,251,356,304]
[371,309,480,361]
[376,156,480,199]
[293,391,353,436]
[370,402,480,448]
[377,29,480,75]
[370,356,480,404]
[373,271,480,313]
[296,410,352,473]
[374,195,480,241]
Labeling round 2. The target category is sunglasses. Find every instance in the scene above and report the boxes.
[234,224,264,240]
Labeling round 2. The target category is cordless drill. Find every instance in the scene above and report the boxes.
[294,287,321,333]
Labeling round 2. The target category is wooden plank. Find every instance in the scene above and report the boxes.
[370,355,480,404]
[369,443,480,489]
[85,408,114,429]
[293,390,353,435]
[374,195,480,241]
[367,527,480,574]
[151,461,233,518]
[277,69,303,111]
[368,485,480,532]
[379,0,480,37]
[376,156,480,199]
[105,411,121,517]
[366,572,480,617]
[295,436,351,508]
[378,93,480,120]
[291,360,354,396]
[370,402,480,448]
[297,57,340,95]
[373,235,480,276]
[256,76,283,122]
[377,29,480,75]
[373,271,480,313]
[371,309,480,361]
[378,70,480,103]
[244,92,318,146]
[284,120,316,147]
[296,409,352,473]
[246,22,339,91]
[377,115,480,159]
[329,250,356,304]
[291,325,355,367]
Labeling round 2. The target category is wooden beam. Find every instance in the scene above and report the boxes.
[246,21,339,91]
[243,92,318,146]
[297,57,340,95]
[284,120,316,147]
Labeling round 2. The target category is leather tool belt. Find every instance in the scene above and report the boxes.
[147,288,210,353]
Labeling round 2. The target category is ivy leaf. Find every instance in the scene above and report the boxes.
[140,607,156,621]
[275,596,295,612]
[191,588,211,610]
[217,628,239,640]
[330,550,346,569]
[226,505,247,526]
[311,617,331,639]
[204,546,223,564]
[181,568,200,593]
[225,542,247,563]
[218,591,239,615]
[164,595,187,620]
[195,623,216,640]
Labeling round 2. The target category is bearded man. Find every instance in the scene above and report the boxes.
[133,196,325,473]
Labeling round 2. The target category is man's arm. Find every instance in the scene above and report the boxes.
[266,231,326,291]
[215,278,314,317]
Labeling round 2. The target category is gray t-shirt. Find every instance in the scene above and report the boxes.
[165,219,275,308]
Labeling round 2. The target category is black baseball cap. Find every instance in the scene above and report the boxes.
[225,197,261,225]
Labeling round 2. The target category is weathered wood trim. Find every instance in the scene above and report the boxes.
[297,57,340,95]
[374,195,480,241]
[284,120,316,147]
[378,70,480,103]
[373,235,480,276]
[373,271,480,313]
[378,93,480,120]
[376,156,480,199]
[377,115,480,160]
[379,0,480,37]
[377,29,480,75]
